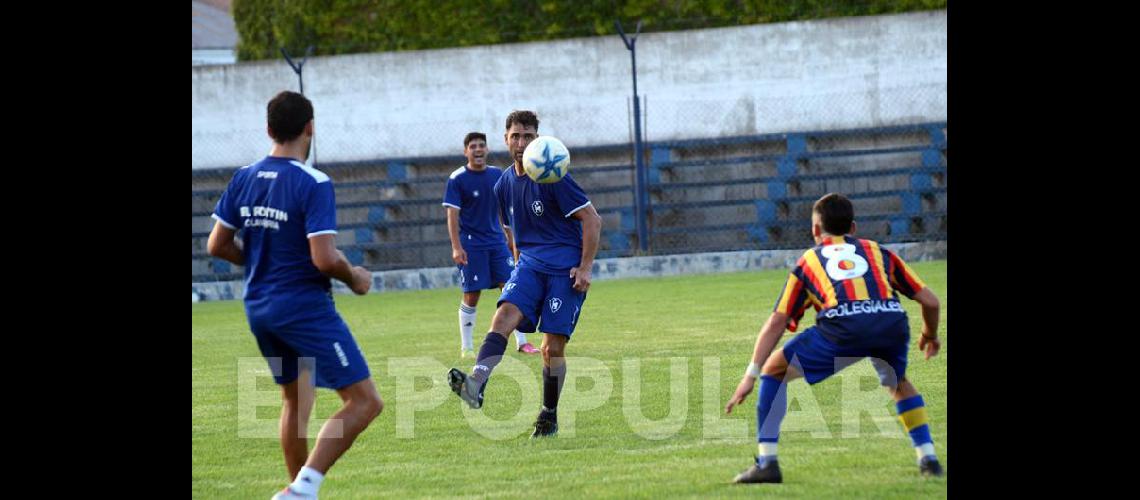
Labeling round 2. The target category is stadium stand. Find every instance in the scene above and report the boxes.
[192,122,945,282]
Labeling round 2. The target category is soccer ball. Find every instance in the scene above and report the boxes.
[522,136,571,184]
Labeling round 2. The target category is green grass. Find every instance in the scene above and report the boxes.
[193,260,947,498]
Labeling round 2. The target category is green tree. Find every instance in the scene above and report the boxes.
[232,0,946,62]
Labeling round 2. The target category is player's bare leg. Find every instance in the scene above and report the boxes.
[279,371,316,480]
[488,302,524,338]
[498,283,537,354]
[540,333,567,373]
[886,377,943,477]
[304,378,383,473]
[463,291,481,307]
[448,302,525,408]
[533,333,567,437]
[275,378,382,499]
[886,377,919,401]
[759,349,803,381]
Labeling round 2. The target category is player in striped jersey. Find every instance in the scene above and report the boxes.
[724,193,944,483]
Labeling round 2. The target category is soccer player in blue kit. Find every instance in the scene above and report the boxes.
[724,193,944,484]
[207,91,383,500]
[443,132,538,359]
[447,110,603,438]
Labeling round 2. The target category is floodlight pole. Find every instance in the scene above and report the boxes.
[281,46,316,165]
[616,20,649,252]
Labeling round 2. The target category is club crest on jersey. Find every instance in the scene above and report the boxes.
[532,200,544,216]
[549,297,562,313]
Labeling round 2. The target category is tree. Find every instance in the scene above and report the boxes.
[232,0,946,62]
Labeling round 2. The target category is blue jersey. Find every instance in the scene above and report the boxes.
[494,166,592,274]
[212,156,338,306]
[442,165,507,250]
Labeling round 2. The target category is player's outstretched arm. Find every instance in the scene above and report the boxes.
[206,222,244,266]
[912,288,941,359]
[445,207,467,265]
[725,311,790,414]
[570,204,602,292]
[309,234,372,295]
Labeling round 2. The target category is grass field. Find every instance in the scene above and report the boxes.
[192,260,947,498]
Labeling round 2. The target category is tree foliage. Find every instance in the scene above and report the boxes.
[233,0,946,62]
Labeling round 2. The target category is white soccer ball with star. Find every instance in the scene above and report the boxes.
[522,136,571,184]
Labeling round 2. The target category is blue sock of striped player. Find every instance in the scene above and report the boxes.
[896,395,937,462]
[756,375,787,466]
[469,332,508,388]
[458,303,476,350]
[541,363,566,419]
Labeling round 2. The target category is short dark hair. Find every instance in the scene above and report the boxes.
[812,193,855,235]
[504,110,539,131]
[267,91,313,143]
[464,132,487,148]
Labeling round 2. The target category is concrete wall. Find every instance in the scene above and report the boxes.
[192,240,946,302]
[192,11,946,169]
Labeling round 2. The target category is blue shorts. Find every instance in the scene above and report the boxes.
[781,326,909,386]
[459,245,514,293]
[245,293,371,390]
[498,264,586,338]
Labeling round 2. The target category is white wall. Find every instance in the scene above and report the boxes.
[192,10,945,169]
[192,49,237,66]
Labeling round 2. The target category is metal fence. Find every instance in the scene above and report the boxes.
[192,110,946,283]
[644,121,947,255]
